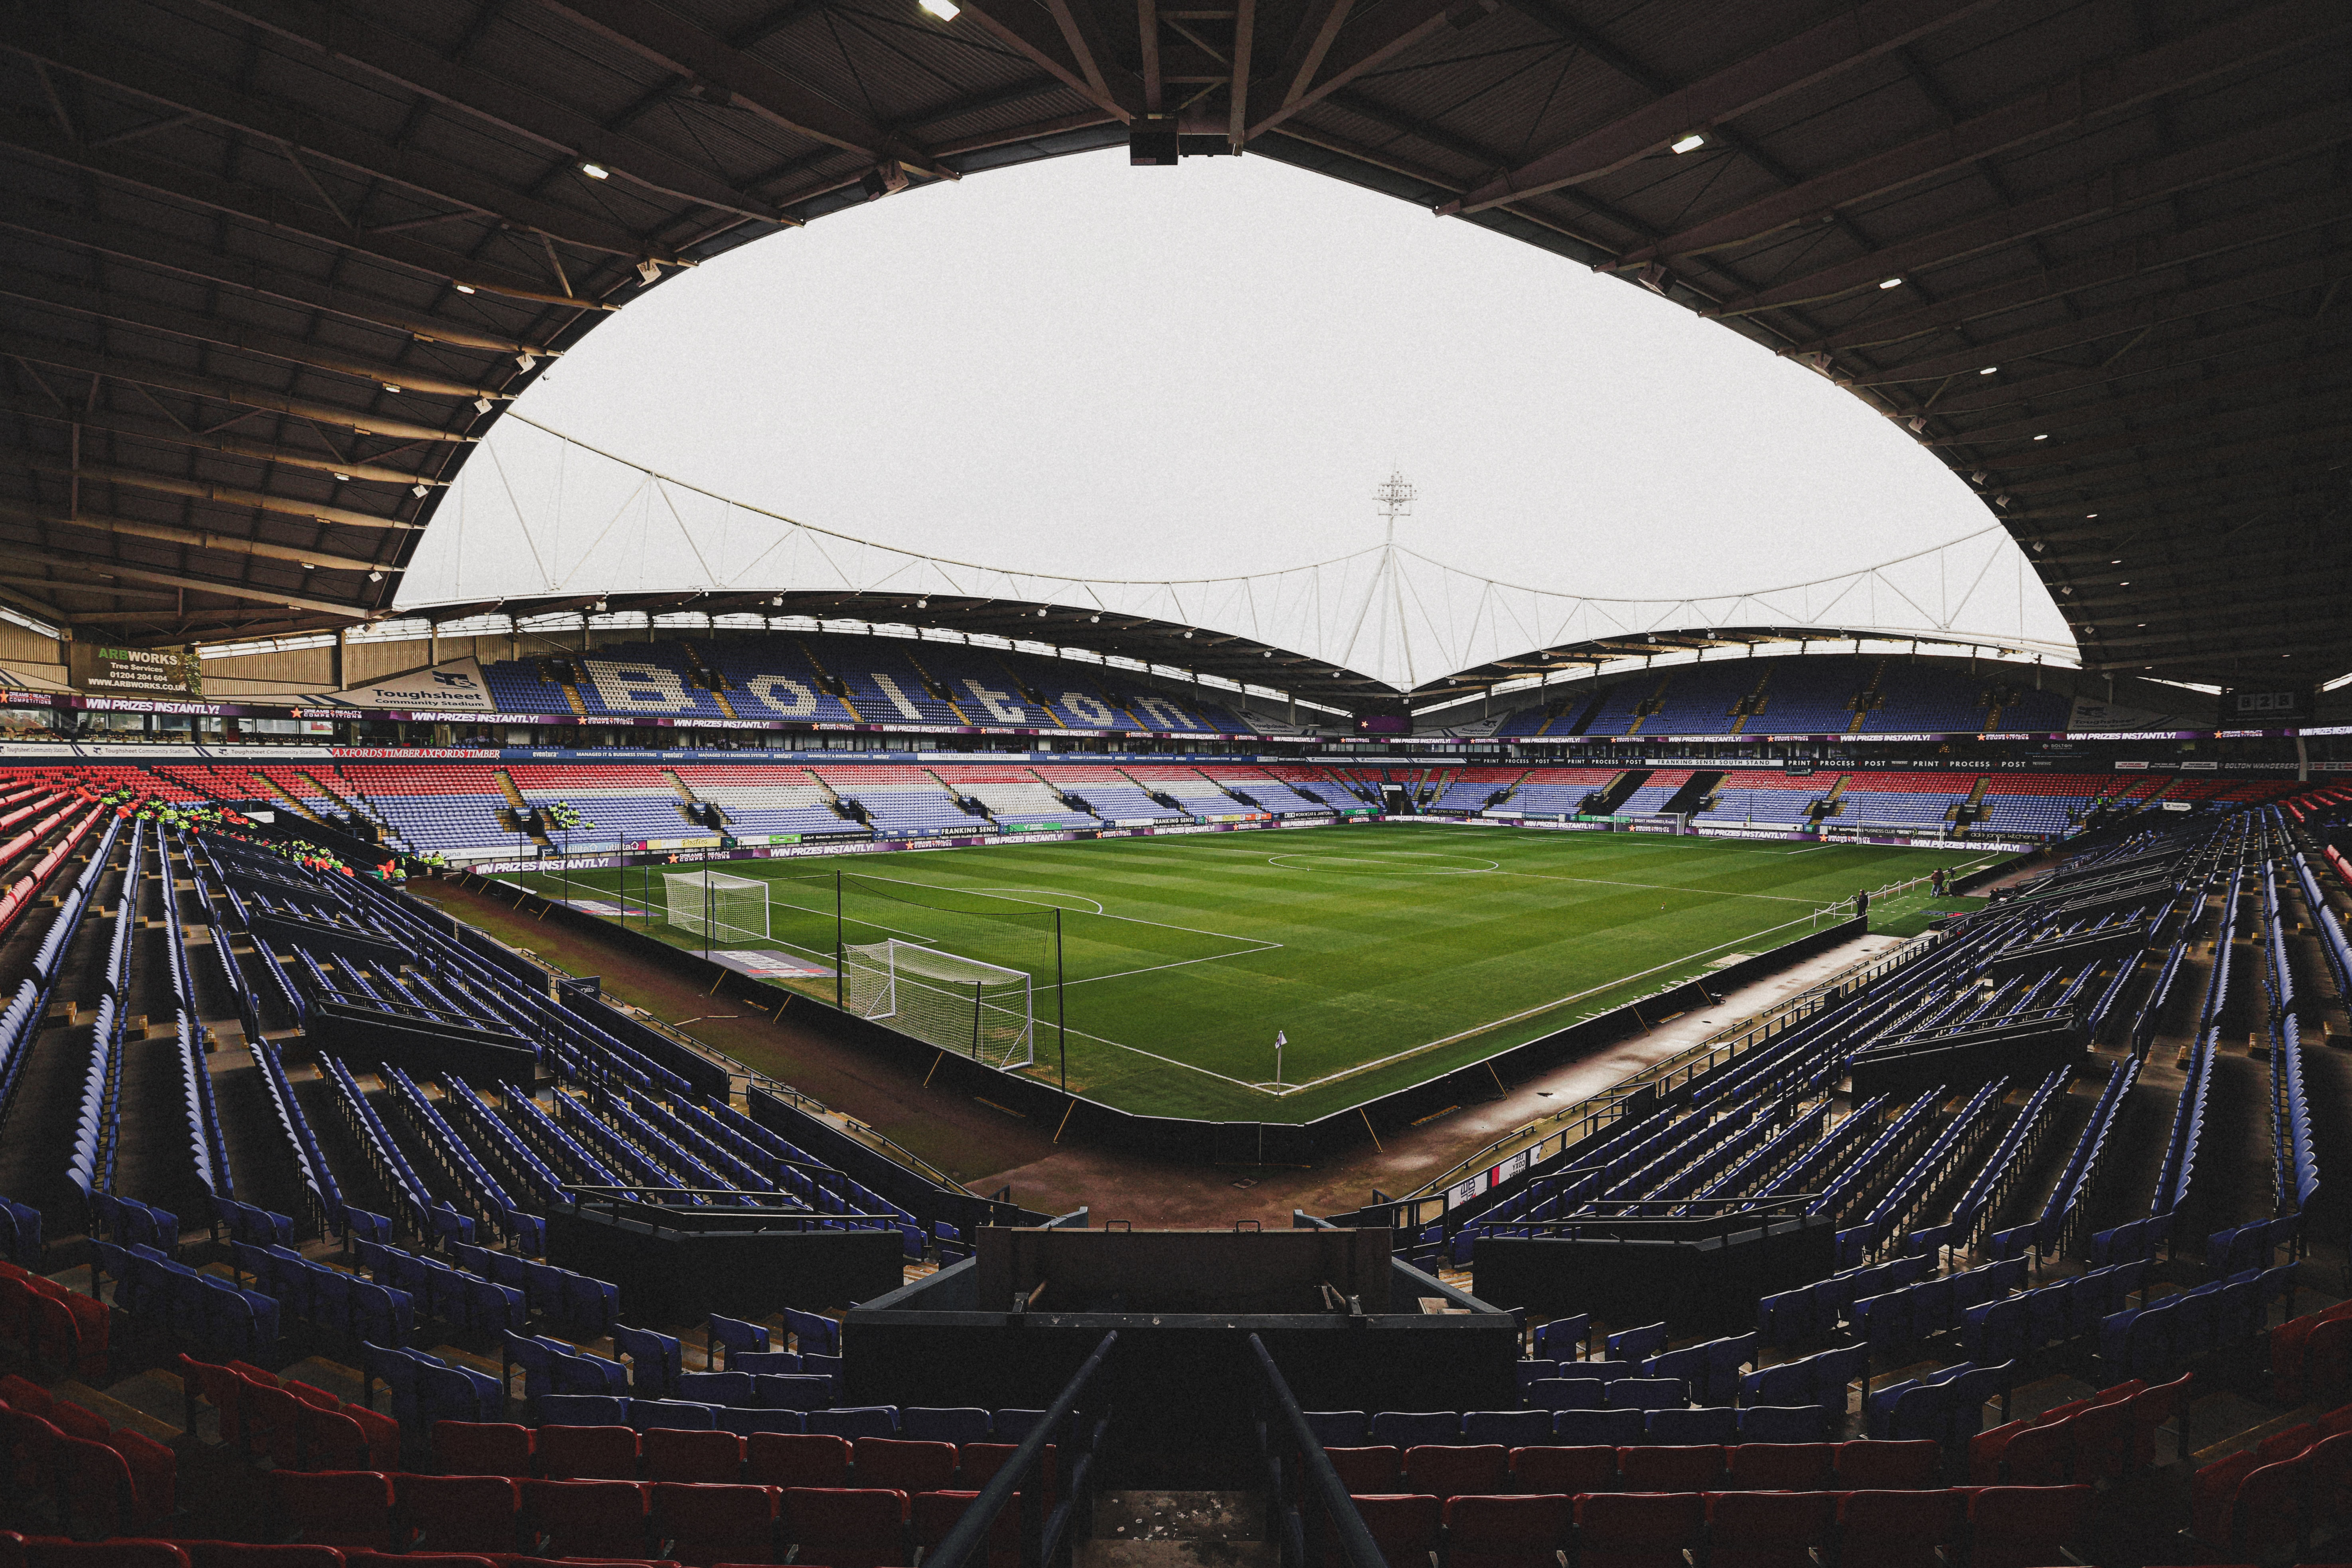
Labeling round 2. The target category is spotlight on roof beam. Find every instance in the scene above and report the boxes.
[1183,630,1194,639]
[454,283,476,294]
[368,571,383,582]
[475,397,493,414]
[332,472,351,483]
[916,598,927,608]
[1878,276,1904,289]
[517,353,537,371]
[1979,366,1997,375]
[412,484,429,497]
[920,0,959,17]
[637,259,662,285]
[2033,433,2048,441]
[1090,614,1100,622]
[1670,132,1706,154]
[580,162,611,180]
[382,383,401,393]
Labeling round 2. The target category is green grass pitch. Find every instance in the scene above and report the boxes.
[504,823,1994,1122]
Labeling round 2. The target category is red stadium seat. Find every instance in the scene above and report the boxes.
[644,1429,745,1485]
[851,1438,956,1495]
[1725,1444,1833,1491]
[397,1474,521,1554]
[537,1425,641,1480]
[1571,1493,1700,1568]
[1833,1489,1960,1568]
[1400,1444,1506,1499]
[1615,1445,1724,1492]
[276,1471,395,1549]
[1507,1447,1615,1495]
[1323,1448,1402,1492]
[910,1489,1018,1568]
[523,1479,652,1559]
[1344,1494,1442,1568]
[745,1433,851,1489]
[434,1422,533,1477]
[1830,1439,1939,1490]
[1963,1484,2094,1568]
[781,1487,909,1568]
[188,1544,345,1568]
[1446,1494,1574,1568]
[1702,1490,1835,1568]
[653,1483,780,1566]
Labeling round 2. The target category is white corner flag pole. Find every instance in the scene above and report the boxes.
[1275,1029,1286,1086]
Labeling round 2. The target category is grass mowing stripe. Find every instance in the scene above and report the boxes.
[509,823,1985,1121]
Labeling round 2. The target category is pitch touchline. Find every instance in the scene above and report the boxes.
[1259,903,1844,1097]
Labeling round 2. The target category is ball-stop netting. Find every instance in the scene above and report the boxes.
[843,938,1035,1070]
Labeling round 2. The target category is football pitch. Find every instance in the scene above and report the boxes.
[504,823,1993,1122]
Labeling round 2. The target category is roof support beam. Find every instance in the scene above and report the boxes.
[1226,0,1256,153]
[0,542,372,617]
[1922,347,2352,447]
[1244,0,1457,140]
[1717,99,2352,321]
[1912,310,2352,420]
[0,207,560,359]
[190,0,797,226]
[9,28,689,267]
[2010,469,2342,525]
[0,273,512,402]
[1841,254,2352,387]
[0,573,177,602]
[0,392,436,486]
[13,454,421,532]
[1963,401,2348,476]
[0,499,387,573]
[1609,0,2345,273]
[944,0,1142,123]
[1437,0,2002,216]
[530,0,954,178]
[1992,419,2352,495]
[0,116,611,310]
[1799,186,2352,361]
[1,334,472,447]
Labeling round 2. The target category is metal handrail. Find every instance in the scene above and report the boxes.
[924,1330,1118,1568]
[1248,1333,1388,1568]
[563,1185,903,1232]
[1394,928,1937,1209]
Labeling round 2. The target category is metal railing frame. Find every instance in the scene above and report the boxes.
[922,1329,1117,1568]
[1249,1333,1389,1568]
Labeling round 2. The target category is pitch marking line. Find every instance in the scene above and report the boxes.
[1256,902,1844,1098]
[841,869,1268,949]
[1265,851,1499,874]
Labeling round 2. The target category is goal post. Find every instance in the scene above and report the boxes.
[663,869,770,943]
[843,938,1035,1071]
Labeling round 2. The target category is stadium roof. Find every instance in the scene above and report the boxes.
[400,587,1409,711]
[4,0,2345,687]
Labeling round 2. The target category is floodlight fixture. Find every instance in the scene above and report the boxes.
[1878,276,1904,289]
[1979,366,1997,374]
[920,0,959,17]
[580,162,610,180]
[1670,132,1706,154]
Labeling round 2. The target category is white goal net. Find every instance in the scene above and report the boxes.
[664,870,770,942]
[843,939,1034,1071]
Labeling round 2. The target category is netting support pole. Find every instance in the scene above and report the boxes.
[1057,906,1066,1094]
[972,979,984,1060]
[834,869,844,1013]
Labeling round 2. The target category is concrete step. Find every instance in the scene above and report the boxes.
[1082,1491,1276,1568]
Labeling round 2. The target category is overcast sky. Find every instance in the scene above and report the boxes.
[413,147,2049,622]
